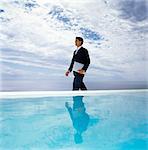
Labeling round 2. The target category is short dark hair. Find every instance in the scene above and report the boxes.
[76,37,83,45]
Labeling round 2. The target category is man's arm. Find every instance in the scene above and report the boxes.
[65,51,75,76]
[68,51,75,72]
[65,102,73,120]
[82,50,90,71]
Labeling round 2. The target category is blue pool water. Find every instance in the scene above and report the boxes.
[0,91,147,150]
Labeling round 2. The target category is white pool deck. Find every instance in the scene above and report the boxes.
[0,89,147,99]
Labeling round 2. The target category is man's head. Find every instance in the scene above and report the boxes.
[75,37,83,47]
[74,132,83,144]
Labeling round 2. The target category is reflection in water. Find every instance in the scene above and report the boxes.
[65,96,90,144]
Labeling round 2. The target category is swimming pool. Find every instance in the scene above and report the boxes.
[0,90,147,150]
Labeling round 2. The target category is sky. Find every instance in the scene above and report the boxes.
[0,0,148,91]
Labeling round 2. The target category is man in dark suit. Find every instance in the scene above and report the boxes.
[65,37,90,90]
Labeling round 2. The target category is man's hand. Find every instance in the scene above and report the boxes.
[78,69,85,74]
[65,70,70,76]
[65,102,70,108]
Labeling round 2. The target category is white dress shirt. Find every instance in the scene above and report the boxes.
[75,46,82,55]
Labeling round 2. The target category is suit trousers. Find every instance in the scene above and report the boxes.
[73,71,87,90]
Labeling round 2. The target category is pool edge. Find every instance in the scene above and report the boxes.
[0,89,147,99]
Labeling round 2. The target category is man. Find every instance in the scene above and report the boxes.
[65,37,90,90]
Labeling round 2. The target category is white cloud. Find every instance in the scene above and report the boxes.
[0,0,147,90]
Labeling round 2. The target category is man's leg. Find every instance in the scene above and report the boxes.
[81,81,87,90]
[73,72,83,90]
[73,75,79,90]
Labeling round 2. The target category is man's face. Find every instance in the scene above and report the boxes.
[75,39,82,47]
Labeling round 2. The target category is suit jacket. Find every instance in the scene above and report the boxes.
[68,47,90,72]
